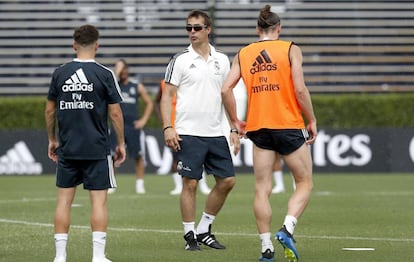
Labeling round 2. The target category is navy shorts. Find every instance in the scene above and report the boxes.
[56,156,117,190]
[246,129,309,155]
[110,126,144,159]
[176,135,235,180]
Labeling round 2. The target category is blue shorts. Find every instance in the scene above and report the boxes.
[246,129,309,155]
[176,135,235,180]
[56,156,117,190]
[110,126,144,159]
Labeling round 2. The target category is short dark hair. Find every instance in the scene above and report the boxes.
[257,5,280,30]
[117,58,128,69]
[187,10,211,27]
[73,24,99,46]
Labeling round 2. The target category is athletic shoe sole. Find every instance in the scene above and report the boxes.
[197,234,226,249]
[258,257,274,262]
[258,249,275,262]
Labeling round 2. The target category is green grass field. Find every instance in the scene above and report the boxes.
[1,173,413,262]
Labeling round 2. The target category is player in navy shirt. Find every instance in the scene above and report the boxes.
[45,24,126,262]
[108,59,153,194]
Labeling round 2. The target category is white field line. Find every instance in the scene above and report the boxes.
[313,191,414,197]
[0,194,167,204]
[1,190,413,205]
[0,218,413,243]
[0,197,57,204]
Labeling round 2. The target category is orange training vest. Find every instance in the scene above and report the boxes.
[239,40,305,132]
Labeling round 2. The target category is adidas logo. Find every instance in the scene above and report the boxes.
[0,141,42,175]
[250,49,277,74]
[62,68,93,92]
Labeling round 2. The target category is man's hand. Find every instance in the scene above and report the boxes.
[114,143,126,167]
[164,127,182,152]
[47,140,59,163]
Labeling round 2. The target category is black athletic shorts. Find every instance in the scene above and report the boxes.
[176,135,235,180]
[246,128,309,155]
[56,156,116,190]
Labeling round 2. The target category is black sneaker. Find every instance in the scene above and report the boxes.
[258,248,275,262]
[184,231,200,251]
[196,225,226,249]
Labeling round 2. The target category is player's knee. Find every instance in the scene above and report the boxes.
[183,177,198,191]
[221,176,236,192]
[296,176,313,192]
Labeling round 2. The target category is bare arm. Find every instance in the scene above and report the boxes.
[108,103,126,166]
[135,83,154,128]
[160,82,176,130]
[45,99,59,163]
[114,60,123,81]
[221,54,246,135]
[160,82,181,151]
[154,83,163,120]
[290,44,317,144]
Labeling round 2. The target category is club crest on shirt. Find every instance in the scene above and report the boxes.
[129,86,136,95]
[214,60,221,74]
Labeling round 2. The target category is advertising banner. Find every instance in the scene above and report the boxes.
[0,128,413,175]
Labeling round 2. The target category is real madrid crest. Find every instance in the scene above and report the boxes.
[130,86,136,95]
[214,60,221,75]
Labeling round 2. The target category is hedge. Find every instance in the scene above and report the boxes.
[1,94,413,130]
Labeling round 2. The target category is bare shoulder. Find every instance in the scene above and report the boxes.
[290,44,302,55]
[290,44,303,64]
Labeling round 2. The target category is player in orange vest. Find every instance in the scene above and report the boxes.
[221,5,317,262]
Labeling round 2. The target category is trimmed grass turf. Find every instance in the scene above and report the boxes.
[0,173,413,261]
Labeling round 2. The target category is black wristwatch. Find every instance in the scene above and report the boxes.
[230,128,238,134]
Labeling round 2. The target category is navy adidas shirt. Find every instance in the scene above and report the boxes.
[118,80,139,127]
[48,59,123,160]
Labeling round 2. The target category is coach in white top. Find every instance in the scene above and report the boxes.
[167,44,229,137]
[161,10,240,251]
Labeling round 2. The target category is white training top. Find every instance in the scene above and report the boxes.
[165,44,230,137]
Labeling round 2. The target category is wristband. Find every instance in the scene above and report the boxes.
[230,128,238,134]
[163,126,173,132]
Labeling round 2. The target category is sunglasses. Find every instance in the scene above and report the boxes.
[185,25,207,32]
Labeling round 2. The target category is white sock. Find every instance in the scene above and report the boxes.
[283,215,298,235]
[273,170,284,189]
[259,232,274,253]
[172,172,182,190]
[54,233,68,258]
[183,221,196,235]
[136,179,144,188]
[196,212,215,234]
[92,231,107,259]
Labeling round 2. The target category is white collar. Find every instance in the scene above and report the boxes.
[188,44,216,59]
[73,58,95,62]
